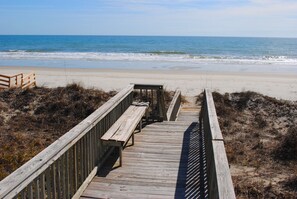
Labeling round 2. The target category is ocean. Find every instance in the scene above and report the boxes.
[0,35,297,72]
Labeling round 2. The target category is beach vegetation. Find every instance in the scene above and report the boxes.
[0,83,116,180]
[208,91,297,198]
[0,84,177,181]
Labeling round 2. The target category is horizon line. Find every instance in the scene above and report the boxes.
[0,34,296,39]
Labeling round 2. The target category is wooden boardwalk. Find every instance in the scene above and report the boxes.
[81,101,208,198]
[0,87,235,199]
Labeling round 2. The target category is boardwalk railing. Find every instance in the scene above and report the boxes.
[133,84,167,121]
[0,74,11,89]
[0,73,23,89]
[0,85,134,199]
[166,89,181,121]
[0,72,36,90]
[199,89,236,199]
[21,72,36,89]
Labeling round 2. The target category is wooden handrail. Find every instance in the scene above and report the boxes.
[0,79,10,83]
[0,74,12,79]
[199,89,236,199]
[0,72,36,89]
[0,75,11,88]
[166,89,181,121]
[0,85,134,198]
[133,84,167,121]
[22,72,36,89]
[22,72,35,81]
[0,73,23,78]
[9,73,23,78]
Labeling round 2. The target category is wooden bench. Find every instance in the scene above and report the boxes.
[101,102,149,166]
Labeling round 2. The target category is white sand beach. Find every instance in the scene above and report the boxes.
[1,66,297,101]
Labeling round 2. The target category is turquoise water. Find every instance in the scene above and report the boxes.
[0,35,297,72]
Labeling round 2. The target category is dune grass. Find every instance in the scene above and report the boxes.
[0,84,116,180]
[208,91,297,198]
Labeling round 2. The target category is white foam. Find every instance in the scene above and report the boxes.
[0,52,296,65]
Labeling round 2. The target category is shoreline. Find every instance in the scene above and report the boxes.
[1,65,297,100]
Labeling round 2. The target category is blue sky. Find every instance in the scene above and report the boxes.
[0,0,297,37]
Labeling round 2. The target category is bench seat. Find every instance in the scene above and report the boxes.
[101,103,148,166]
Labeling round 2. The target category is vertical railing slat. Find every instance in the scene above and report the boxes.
[65,151,70,199]
[79,139,84,186]
[84,135,88,178]
[45,168,52,199]
[51,164,56,199]
[61,155,66,199]
[40,173,45,199]
[56,160,61,199]
[0,86,133,199]
[34,178,40,199]
[21,188,26,199]
[28,183,33,199]
[74,144,78,192]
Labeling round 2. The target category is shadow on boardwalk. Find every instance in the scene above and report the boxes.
[85,121,208,198]
[174,122,208,199]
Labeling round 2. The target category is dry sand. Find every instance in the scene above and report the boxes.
[1,66,297,100]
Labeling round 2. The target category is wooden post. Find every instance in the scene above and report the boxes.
[166,90,181,121]
[8,76,10,88]
[119,147,123,167]
[139,120,142,132]
[21,74,24,88]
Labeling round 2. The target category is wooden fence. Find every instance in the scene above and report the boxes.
[0,85,134,199]
[166,89,181,121]
[0,72,36,90]
[133,84,167,121]
[21,72,36,89]
[0,73,23,89]
[199,89,236,199]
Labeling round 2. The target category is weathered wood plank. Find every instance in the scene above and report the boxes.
[0,79,10,83]
[133,84,163,90]
[205,89,223,140]
[45,168,52,199]
[166,89,181,121]
[0,74,12,78]
[85,183,177,195]
[112,107,146,142]
[0,85,133,198]
[72,167,98,199]
[202,88,236,199]
[82,190,172,199]
[40,173,45,199]
[0,82,9,87]
[96,174,189,183]
[106,106,137,140]
[101,106,135,141]
[113,107,145,139]
[212,141,236,199]
[81,111,205,198]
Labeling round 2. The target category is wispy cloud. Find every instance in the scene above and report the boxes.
[0,0,296,37]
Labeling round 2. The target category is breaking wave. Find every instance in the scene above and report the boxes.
[0,51,296,65]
